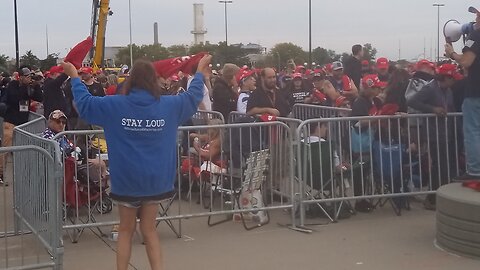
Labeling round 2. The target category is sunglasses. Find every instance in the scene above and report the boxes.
[54,119,67,125]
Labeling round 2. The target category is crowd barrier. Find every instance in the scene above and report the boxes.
[7,108,465,250]
[292,103,352,120]
[1,145,63,270]
[294,113,463,226]
[52,120,297,241]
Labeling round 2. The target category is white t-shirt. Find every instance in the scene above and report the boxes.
[188,76,211,111]
[237,91,251,114]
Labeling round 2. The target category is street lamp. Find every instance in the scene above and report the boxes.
[128,0,133,68]
[308,0,312,69]
[219,1,233,46]
[433,3,445,63]
[14,0,19,68]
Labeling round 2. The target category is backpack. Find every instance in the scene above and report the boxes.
[405,77,431,114]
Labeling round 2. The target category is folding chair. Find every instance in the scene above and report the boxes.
[155,191,181,238]
[371,141,411,216]
[207,150,270,230]
[300,140,354,222]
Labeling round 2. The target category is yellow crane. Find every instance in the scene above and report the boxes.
[90,0,112,70]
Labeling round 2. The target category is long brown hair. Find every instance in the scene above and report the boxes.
[122,59,162,99]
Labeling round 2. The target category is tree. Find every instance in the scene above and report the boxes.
[270,43,307,68]
[39,53,58,71]
[188,42,218,55]
[312,47,342,65]
[20,50,40,68]
[214,42,249,66]
[140,44,169,61]
[363,43,378,61]
[0,54,9,71]
[167,45,189,58]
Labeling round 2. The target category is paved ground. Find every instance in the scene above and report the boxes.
[60,202,479,270]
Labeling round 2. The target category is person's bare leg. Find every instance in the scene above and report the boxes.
[139,203,163,270]
[117,205,137,270]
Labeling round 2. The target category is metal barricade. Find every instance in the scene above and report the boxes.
[190,110,225,125]
[1,145,64,270]
[295,113,463,226]
[292,104,352,120]
[15,113,47,135]
[52,121,299,238]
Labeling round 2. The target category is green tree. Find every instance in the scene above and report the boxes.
[0,54,9,71]
[188,42,218,55]
[20,50,40,68]
[39,53,58,71]
[167,45,189,58]
[140,44,169,61]
[363,43,378,61]
[214,42,249,66]
[115,44,145,66]
[269,43,307,68]
[312,47,342,65]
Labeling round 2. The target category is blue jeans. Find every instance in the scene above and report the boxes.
[462,98,480,176]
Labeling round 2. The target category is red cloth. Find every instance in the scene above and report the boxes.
[342,75,353,91]
[463,181,480,192]
[378,103,399,115]
[106,85,117,96]
[64,37,94,69]
[312,89,327,103]
[153,52,207,78]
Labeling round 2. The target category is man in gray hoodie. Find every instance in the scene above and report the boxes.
[407,63,460,210]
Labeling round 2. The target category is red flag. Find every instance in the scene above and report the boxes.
[153,52,207,78]
[64,37,94,69]
[179,52,207,75]
[153,57,184,78]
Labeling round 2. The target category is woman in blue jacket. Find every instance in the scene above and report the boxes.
[61,54,212,270]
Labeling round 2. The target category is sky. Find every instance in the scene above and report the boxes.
[0,0,478,62]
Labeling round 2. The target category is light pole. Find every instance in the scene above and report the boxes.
[128,0,133,68]
[14,0,19,68]
[308,0,312,69]
[433,3,445,63]
[219,1,233,46]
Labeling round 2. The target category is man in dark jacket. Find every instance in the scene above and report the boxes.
[43,65,69,118]
[2,67,43,126]
[407,63,459,210]
[344,44,363,89]
[212,63,240,120]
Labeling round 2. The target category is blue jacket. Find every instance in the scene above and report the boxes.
[71,73,204,199]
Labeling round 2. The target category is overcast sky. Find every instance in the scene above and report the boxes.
[0,0,477,62]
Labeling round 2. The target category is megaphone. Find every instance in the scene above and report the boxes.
[443,20,475,44]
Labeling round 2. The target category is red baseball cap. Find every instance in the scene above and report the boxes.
[325,63,333,73]
[292,72,303,79]
[49,65,64,74]
[78,66,94,75]
[416,59,435,71]
[376,57,389,70]
[436,64,461,78]
[362,74,387,89]
[236,69,255,84]
[295,65,306,73]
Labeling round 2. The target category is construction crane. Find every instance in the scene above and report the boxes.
[89,0,113,70]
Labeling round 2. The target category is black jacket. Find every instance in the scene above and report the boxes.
[212,78,237,120]
[2,80,43,126]
[43,73,69,118]
[344,56,362,89]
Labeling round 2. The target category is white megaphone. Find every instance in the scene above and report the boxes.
[443,20,476,44]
